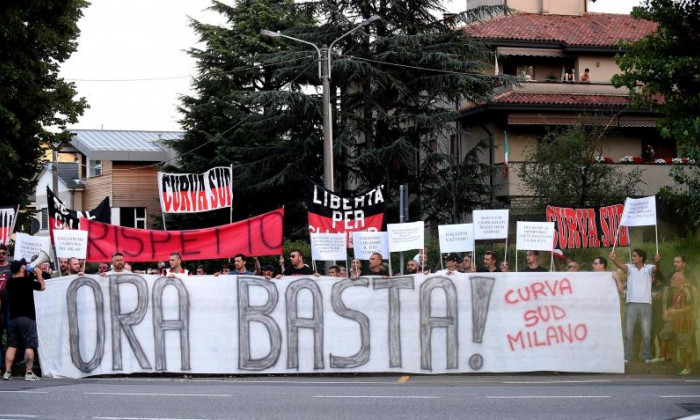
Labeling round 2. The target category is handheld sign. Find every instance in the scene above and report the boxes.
[387,221,424,252]
[352,231,389,260]
[438,223,474,253]
[310,233,347,261]
[620,196,657,227]
[53,229,88,259]
[473,209,509,240]
[14,233,52,262]
[516,221,555,252]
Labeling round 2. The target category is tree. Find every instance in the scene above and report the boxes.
[612,0,700,230]
[421,139,494,224]
[0,1,88,209]
[518,122,644,211]
[169,0,316,233]
[175,0,507,235]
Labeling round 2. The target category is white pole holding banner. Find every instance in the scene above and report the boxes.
[229,164,234,226]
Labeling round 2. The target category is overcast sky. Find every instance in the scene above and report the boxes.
[60,0,643,132]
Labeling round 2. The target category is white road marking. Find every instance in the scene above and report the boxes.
[486,395,610,399]
[0,390,48,394]
[85,392,230,397]
[0,415,38,418]
[94,417,207,420]
[502,380,612,384]
[659,395,700,398]
[314,395,439,399]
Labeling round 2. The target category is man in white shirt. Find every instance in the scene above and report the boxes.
[434,254,460,276]
[166,252,189,278]
[610,249,660,363]
[100,252,132,276]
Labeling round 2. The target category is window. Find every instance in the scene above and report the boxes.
[40,208,48,230]
[88,160,102,177]
[120,207,147,229]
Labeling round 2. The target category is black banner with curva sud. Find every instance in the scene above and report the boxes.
[546,204,629,249]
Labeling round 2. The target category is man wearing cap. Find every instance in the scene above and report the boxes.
[435,253,461,276]
[261,264,276,280]
[0,244,11,361]
[3,259,45,381]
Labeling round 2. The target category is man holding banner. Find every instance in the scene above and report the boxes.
[610,249,660,363]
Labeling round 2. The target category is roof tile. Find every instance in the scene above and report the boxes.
[466,13,657,47]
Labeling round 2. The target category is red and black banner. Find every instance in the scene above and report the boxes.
[307,180,386,242]
[157,167,233,213]
[546,204,629,249]
[0,205,19,245]
[47,187,111,239]
[85,208,284,262]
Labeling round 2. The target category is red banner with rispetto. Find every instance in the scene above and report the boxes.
[546,204,628,249]
[84,208,284,262]
[307,180,386,244]
[157,167,233,213]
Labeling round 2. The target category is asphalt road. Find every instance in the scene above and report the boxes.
[1,374,699,420]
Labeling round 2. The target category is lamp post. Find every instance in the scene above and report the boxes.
[261,15,380,191]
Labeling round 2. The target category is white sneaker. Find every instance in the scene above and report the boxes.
[2,371,10,380]
[24,372,39,381]
[651,357,666,363]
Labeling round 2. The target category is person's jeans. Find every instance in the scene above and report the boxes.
[625,302,652,362]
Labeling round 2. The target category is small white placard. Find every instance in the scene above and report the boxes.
[352,231,389,260]
[516,221,555,251]
[310,233,347,261]
[387,221,424,252]
[14,233,52,262]
[53,229,88,259]
[620,196,657,227]
[438,223,474,253]
[473,209,509,240]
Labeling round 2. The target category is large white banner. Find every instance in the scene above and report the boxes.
[438,223,474,253]
[14,233,52,262]
[516,222,555,252]
[36,272,624,378]
[352,231,389,260]
[387,221,424,252]
[53,229,88,259]
[473,209,509,240]
[310,233,347,260]
[620,196,657,227]
[157,167,233,214]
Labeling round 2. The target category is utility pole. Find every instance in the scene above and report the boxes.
[321,45,333,191]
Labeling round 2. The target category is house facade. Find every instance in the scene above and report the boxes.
[456,0,670,213]
[32,129,182,235]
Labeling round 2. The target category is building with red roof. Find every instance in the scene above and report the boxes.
[452,0,671,210]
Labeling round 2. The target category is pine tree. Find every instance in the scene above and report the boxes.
[0,1,88,209]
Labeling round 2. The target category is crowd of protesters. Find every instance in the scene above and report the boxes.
[0,243,696,379]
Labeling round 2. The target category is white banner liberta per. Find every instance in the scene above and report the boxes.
[36,272,623,378]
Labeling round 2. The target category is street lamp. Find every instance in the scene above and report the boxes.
[261,15,380,191]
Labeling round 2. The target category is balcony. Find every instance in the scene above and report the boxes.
[498,162,686,198]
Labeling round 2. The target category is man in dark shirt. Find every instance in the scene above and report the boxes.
[522,250,548,272]
[477,251,501,273]
[0,244,11,360]
[359,253,389,277]
[277,249,315,277]
[3,259,45,381]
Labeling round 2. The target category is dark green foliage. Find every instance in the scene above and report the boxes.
[173,0,506,235]
[613,0,700,231]
[0,0,88,208]
[518,122,644,211]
